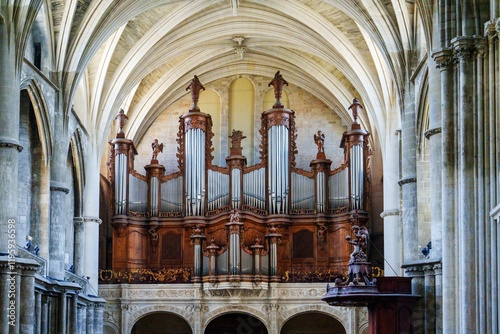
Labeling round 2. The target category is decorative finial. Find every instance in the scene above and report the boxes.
[186,75,206,112]
[115,109,128,138]
[348,98,363,124]
[229,129,246,155]
[229,208,240,222]
[151,139,164,162]
[268,71,288,108]
[313,130,325,159]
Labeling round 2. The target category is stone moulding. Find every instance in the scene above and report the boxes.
[0,140,23,152]
[398,177,417,186]
[424,127,442,139]
[380,209,400,218]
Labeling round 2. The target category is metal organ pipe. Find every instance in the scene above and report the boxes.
[115,153,127,215]
[161,176,182,212]
[268,125,289,214]
[350,145,364,210]
[185,128,206,216]
[316,172,325,213]
[150,176,159,216]
[231,169,241,209]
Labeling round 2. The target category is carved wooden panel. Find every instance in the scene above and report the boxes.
[161,233,182,260]
[127,228,148,268]
[292,229,314,259]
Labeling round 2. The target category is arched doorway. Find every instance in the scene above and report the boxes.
[131,312,192,334]
[205,313,268,334]
[281,312,346,334]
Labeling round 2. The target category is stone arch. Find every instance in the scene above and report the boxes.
[358,322,369,334]
[279,304,349,332]
[19,78,53,164]
[103,321,119,334]
[128,304,193,331]
[203,304,269,330]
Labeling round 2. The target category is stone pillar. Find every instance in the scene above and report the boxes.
[84,217,101,290]
[381,122,402,276]
[433,263,442,334]
[0,258,15,333]
[73,217,85,276]
[94,303,104,334]
[399,81,418,263]
[20,264,38,333]
[423,265,436,334]
[0,12,22,256]
[425,56,442,259]
[86,304,95,334]
[41,295,49,334]
[35,290,42,334]
[49,183,69,279]
[432,48,456,333]
[80,304,87,334]
[58,291,67,334]
[69,294,78,334]
[403,264,425,334]
[475,37,488,334]
[83,143,101,290]
[452,36,477,333]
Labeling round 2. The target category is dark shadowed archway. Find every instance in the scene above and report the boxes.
[205,313,268,334]
[281,312,346,334]
[131,312,192,334]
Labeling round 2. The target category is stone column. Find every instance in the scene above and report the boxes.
[0,258,14,333]
[475,37,488,334]
[423,265,436,334]
[49,183,69,279]
[399,85,418,262]
[58,291,67,334]
[0,11,22,256]
[86,303,95,334]
[69,294,78,334]
[452,36,477,334]
[20,264,38,333]
[404,264,425,334]
[41,295,49,334]
[432,48,456,333]
[83,143,101,290]
[381,128,402,276]
[73,217,85,276]
[35,290,42,334]
[433,263,442,334]
[425,56,442,259]
[94,303,104,334]
[80,304,87,334]
[84,217,101,290]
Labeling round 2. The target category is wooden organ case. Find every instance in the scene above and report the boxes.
[106,72,372,285]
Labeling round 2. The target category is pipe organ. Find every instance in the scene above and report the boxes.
[107,73,371,285]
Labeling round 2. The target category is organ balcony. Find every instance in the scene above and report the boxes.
[100,72,374,287]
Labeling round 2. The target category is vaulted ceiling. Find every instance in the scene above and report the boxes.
[34,0,429,155]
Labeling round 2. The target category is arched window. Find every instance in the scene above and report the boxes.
[229,78,255,164]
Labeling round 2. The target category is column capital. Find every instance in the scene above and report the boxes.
[451,36,477,61]
[485,20,497,39]
[432,48,455,71]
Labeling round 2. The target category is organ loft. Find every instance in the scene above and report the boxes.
[101,72,372,286]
